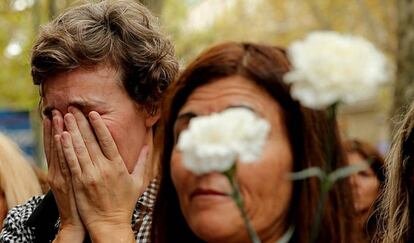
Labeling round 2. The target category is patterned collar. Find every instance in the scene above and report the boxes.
[136,178,158,210]
[26,179,158,242]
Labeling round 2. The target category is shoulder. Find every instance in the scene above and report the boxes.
[0,195,44,242]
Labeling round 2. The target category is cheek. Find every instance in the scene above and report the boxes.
[170,150,197,219]
[170,151,190,197]
[104,119,144,143]
[103,110,146,137]
[238,140,293,225]
[101,114,147,171]
[362,177,380,195]
[239,162,293,207]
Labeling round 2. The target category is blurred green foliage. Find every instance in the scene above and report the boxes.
[0,0,80,111]
[0,1,37,110]
[0,0,398,111]
[162,0,396,64]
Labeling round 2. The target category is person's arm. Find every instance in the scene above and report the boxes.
[58,107,151,242]
[53,227,86,243]
[88,225,136,243]
[46,110,86,242]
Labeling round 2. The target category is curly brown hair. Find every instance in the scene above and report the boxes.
[32,0,178,113]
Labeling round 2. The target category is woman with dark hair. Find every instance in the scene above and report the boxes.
[151,42,354,243]
[377,102,414,243]
[343,139,385,242]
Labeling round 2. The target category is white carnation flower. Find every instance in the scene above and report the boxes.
[177,108,271,175]
[284,31,391,109]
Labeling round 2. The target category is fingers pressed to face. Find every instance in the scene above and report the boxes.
[52,110,64,135]
[68,107,102,161]
[64,112,94,172]
[52,110,67,174]
[54,134,70,177]
[43,118,52,163]
[61,131,82,177]
[89,111,120,161]
[45,109,64,172]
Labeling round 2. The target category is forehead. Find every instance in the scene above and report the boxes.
[179,75,275,115]
[43,64,120,90]
[347,152,371,170]
[41,65,125,111]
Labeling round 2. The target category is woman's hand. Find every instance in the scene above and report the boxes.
[59,106,150,242]
[44,110,85,243]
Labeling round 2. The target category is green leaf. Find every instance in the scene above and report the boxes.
[288,167,326,181]
[277,225,295,243]
[328,163,368,183]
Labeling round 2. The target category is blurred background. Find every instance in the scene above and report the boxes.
[0,0,412,168]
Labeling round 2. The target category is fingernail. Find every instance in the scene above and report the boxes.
[52,109,58,117]
[64,113,74,125]
[68,106,75,113]
[89,111,99,121]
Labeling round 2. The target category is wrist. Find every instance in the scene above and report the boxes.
[88,222,135,243]
[53,225,85,243]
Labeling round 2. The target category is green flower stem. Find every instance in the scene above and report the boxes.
[225,166,261,243]
[310,178,332,242]
[325,103,338,172]
[232,179,261,243]
[310,103,338,242]
[289,163,367,243]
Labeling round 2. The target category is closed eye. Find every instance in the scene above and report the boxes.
[174,112,197,144]
[42,107,53,120]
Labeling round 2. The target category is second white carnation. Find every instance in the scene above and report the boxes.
[284,31,391,109]
[177,108,271,175]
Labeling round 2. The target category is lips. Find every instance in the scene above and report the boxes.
[190,188,228,199]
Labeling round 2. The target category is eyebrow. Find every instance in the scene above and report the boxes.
[176,112,197,121]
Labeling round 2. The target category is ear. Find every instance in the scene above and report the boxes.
[145,105,161,128]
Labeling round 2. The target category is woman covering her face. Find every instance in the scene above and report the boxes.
[344,139,384,242]
[378,102,414,243]
[151,42,354,243]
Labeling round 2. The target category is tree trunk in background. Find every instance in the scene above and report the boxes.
[139,0,165,16]
[392,0,414,133]
[48,0,56,20]
[32,0,40,34]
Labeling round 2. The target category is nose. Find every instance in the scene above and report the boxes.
[349,174,357,187]
[349,174,360,196]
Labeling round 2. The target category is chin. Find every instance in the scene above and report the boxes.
[192,224,246,243]
[186,207,247,242]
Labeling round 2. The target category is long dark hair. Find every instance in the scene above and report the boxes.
[152,42,354,243]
